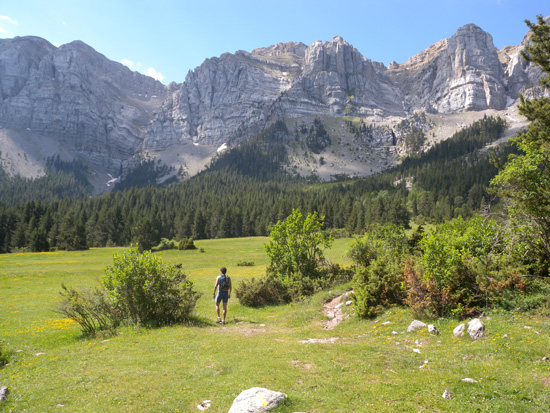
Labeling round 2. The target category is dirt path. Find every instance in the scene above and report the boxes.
[322,291,353,330]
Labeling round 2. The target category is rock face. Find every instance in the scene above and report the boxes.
[0,22,543,186]
[389,24,507,113]
[0,36,167,174]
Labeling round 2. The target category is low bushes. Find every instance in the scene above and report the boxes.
[235,271,291,307]
[0,341,9,367]
[103,246,201,325]
[350,217,541,319]
[57,246,201,335]
[56,285,120,335]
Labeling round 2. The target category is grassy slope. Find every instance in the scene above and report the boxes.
[1,238,549,412]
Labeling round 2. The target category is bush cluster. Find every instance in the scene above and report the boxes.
[349,217,540,319]
[57,246,201,335]
[178,238,196,250]
[235,271,291,307]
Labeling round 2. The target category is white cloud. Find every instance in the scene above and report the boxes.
[0,16,18,25]
[122,59,164,82]
[0,27,10,35]
[145,67,164,82]
[121,58,136,70]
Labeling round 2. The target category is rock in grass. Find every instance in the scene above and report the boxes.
[467,318,485,340]
[461,378,477,383]
[197,400,211,410]
[428,324,440,334]
[407,320,427,332]
[453,323,465,337]
[228,387,287,413]
[0,386,8,402]
[442,388,452,399]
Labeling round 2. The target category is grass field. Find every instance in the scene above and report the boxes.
[1,237,550,412]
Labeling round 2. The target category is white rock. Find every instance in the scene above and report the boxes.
[428,324,440,334]
[461,378,477,383]
[345,300,353,306]
[453,323,465,337]
[442,389,452,399]
[0,386,8,402]
[197,400,211,411]
[228,387,287,413]
[407,320,427,332]
[413,348,421,354]
[381,321,391,325]
[467,318,485,340]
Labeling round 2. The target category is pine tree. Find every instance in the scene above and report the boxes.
[491,15,550,273]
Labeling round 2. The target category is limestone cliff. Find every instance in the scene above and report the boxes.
[0,22,543,188]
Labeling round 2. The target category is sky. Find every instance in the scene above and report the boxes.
[0,0,549,85]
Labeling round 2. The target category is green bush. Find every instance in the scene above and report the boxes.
[102,246,201,325]
[178,238,197,250]
[237,260,254,266]
[352,255,405,318]
[235,272,291,307]
[265,209,333,298]
[0,341,9,367]
[56,284,120,336]
[156,238,178,251]
[348,224,409,318]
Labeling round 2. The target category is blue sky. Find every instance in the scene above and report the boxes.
[1,0,548,84]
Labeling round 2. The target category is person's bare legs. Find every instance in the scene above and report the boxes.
[222,301,228,324]
[215,301,221,321]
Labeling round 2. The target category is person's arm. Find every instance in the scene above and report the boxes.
[213,276,219,299]
[228,278,232,299]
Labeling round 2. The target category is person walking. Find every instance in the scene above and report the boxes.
[213,267,232,325]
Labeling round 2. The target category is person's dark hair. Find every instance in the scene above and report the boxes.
[220,267,227,274]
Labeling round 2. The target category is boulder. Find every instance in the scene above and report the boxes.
[228,387,287,413]
[453,323,465,337]
[467,318,485,340]
[407,320,427,332]
[442,388,452,399]
[0,386,8,402]
[428,324,440,334]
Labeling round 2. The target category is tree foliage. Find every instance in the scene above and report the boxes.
[491,15,550,275]
[102,246,201,325]
[264,209,333,297]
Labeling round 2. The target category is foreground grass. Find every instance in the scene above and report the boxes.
[1,237,549,411]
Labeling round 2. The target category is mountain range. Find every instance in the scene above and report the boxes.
[0,22,543,192]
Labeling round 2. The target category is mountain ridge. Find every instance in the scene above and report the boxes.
[0,22,542,192]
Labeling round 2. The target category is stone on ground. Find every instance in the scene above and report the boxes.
[228,387,287,413]
[467,318,485,340]
[407,320,427,332]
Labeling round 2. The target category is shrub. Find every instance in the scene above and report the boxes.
[352,255,405,318]
[235,272,291,307]
[178,238,197,250]
[0,341,9,367]
[156,238,178,251]
[348,224,409,318]
[56,284,120,336]
[265,209,333,298]
[237,260,254,266]
[102,246,201,325]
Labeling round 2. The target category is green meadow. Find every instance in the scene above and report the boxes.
[1,237,549,412]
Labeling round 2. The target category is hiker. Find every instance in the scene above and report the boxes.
[213,266,232,325]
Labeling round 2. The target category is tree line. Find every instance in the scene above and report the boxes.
[0,115,509,253]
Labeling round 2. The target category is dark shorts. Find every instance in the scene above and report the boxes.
[216,290,229,303]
